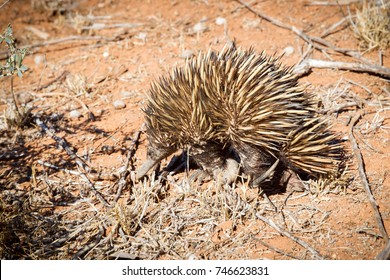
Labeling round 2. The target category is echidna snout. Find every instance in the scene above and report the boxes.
[136,142,175,180]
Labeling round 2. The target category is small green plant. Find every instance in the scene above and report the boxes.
[0,24,32,128]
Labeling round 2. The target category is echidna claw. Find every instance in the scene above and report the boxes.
[189,169,210,184]
[251,159,280,188]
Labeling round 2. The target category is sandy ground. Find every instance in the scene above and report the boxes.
[0,0,389,260]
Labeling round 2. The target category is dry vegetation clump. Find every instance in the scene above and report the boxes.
[1,0,389,260]
[350,1,390,51]
[110,176,257,259]
[31,0,76,15]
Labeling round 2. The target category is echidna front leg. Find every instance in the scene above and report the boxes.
[233,142,278,188]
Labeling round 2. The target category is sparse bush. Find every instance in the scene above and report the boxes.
[350,1,390,51]
[31,0,75,15]
[0,24,32,129]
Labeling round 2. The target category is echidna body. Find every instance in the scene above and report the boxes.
[137,57,240,183]
[137,43,341,186]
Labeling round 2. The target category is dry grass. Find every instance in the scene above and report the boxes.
[1,0,389,260]
[350,1,390,51]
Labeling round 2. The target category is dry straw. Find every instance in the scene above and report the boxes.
[350,1,390,51]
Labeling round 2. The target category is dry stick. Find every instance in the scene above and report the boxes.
[348,112,389,242]
[304,0,361,5]
[37,160,81,176]
[114,125,144,203]
[255,213,324,259]
[294,59,390,79]
[376,240,390,260]
[35,118,110,207]
[0,35,116,57]
[72,225,104,260]
[320,17,349,38]
[81,23,143,30]
[320,101,359,114]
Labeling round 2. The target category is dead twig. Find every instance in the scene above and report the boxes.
[320,17,349,38]
[35,117,110,207]
[72,225,104,259]
[304,0,361,6]
[81,23,143,30]
[294,59,390,79]
[255,212,324,259]
[0,35,119,58]
[114,124,144,203]
[348,112,389,242]
[376,240,390,260]
[37,160,81,176]
[320,102,359,114]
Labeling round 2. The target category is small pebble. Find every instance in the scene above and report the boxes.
[69,110,82,119]
[113,100,126,109]
[101,145,115,155]
[103,51,109,58]
[215,17,226,25]
[17,93,33,104]
[135,32,147,41]
[94,109,104,117]
[34,55,45,66]
[180,49,194,59]
[193,22,207,33]
[283,46,295,56]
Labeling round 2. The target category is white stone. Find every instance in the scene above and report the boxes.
[193,22,207,33]
[283,46,295,56]
[215,17,226,25]
[69,110,82,118]
[113,100,126,109]
[180,49,194,59]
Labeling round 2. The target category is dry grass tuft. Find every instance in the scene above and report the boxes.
[3,104,33,129]
[350,1,390,51]
[30,0,76,15]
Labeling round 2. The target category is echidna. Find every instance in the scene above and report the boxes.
[136,43,341,187]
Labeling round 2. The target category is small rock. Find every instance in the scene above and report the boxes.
[113,100,126,109]
[180,49,194,59]
[193,22,207,33]
[50,113,62,121]
[135,32,147,41]
[283,46,295,56]
[101,145,115,155]
[69,110,82,119]
[94,109,104,117]
[34,55,45,66]
[17,93,33,104]
[103,51,109,58]
[215,17,226,26]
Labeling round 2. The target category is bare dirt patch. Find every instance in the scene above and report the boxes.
[1,0,389,260]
